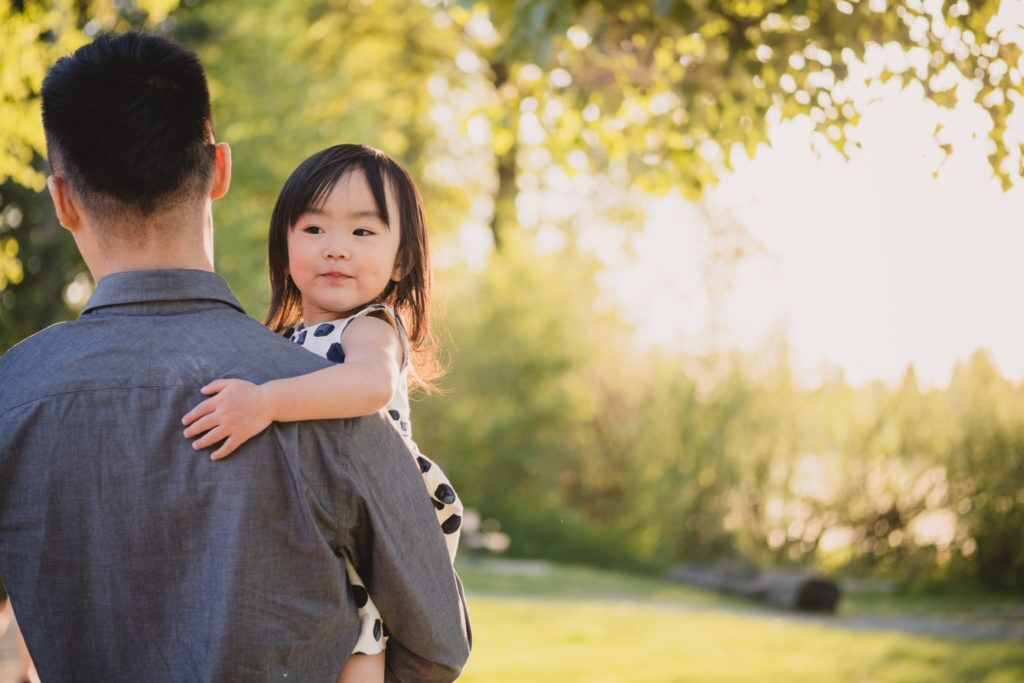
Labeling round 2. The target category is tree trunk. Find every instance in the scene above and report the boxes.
[489,60,516,252]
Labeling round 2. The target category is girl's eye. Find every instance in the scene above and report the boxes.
[353,228,374,237]
[303,225,324,234]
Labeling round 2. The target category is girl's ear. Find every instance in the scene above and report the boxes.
[391,258,408,282]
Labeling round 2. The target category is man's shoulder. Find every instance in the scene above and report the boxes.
[1,318,74,358]
[0,320,78,414]
[229,319,337,383]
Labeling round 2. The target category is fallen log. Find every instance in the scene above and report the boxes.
[668,562,841,613]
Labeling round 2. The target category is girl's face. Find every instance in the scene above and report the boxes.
[287,168,402,325]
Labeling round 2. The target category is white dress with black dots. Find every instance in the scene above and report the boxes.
[286,304,463,656]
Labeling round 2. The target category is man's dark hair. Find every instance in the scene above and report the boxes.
[41,31,216,216]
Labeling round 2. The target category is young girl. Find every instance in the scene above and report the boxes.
[180,144,464,683]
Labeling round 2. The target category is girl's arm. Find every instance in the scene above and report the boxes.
[181,315,403,460]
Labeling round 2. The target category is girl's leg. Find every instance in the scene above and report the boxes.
[336,652,384,683]
[339,556,386,683]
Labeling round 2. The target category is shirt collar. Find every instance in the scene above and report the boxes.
[82,268,246,315]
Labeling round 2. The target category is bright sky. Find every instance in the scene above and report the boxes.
[614,82,1024,389]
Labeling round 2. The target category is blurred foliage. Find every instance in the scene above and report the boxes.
[0,180,83,344]
[2,0,1023,592]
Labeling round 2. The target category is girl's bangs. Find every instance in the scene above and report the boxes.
[290,156,395,229]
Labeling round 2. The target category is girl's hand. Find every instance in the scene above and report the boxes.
[181,379,273,460]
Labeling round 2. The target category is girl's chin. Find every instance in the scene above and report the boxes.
[306,302,362,322]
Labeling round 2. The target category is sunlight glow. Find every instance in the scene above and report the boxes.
[614,83,1024,388]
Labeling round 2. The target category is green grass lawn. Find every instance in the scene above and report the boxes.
[455,557,1024,683]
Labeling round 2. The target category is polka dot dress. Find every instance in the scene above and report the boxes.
[286,304,464,656]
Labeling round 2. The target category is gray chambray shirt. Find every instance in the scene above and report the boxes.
[0,269,470,682]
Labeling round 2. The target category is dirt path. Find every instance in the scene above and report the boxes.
[694,600,1024,640]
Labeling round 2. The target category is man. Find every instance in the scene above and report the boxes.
[0,32,470,681]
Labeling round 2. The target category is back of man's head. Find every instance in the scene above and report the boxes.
[41,32,215,220]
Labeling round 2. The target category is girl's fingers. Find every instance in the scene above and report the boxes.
[201,379,230,395]
[210,437,239,461]
[191,427,226,451]
[182,413,220,439]
[182,398,216,426]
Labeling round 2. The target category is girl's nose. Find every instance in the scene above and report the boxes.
[323,240,350,260]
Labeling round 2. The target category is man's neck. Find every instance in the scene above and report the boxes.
[81,205,216,282]
[90,251,215,282]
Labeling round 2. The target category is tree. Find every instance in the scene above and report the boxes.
[945,350,1024,589]
[448,0,1020,246]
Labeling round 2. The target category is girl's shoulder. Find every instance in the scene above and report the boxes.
[345,302,398,327]
[340,304,410,370]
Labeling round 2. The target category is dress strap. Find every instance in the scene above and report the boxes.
[340,303,411,370]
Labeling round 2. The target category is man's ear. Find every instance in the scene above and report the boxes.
[210,142,231,200]
[46,175,82,232]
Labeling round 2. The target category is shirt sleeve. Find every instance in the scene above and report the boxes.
[334,412,471,682]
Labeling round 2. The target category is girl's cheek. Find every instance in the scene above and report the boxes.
[285,233,303,268]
